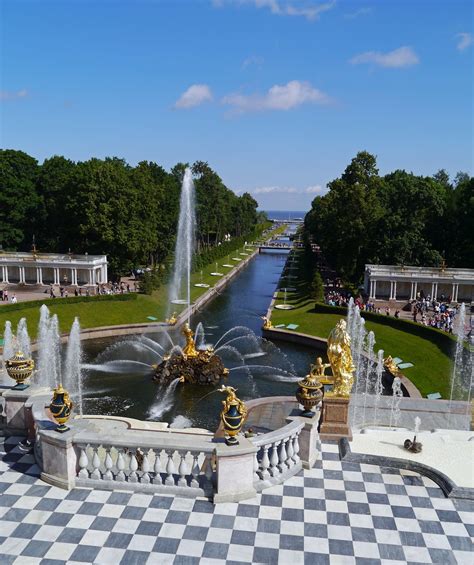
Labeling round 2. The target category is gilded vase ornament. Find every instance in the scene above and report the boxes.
[219,385,247,445]
[49,384,73,433]
[5,351,34,390]
[296,357,326,417]
[326,319,355,397]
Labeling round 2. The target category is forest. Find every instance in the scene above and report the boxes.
[0,150,263,277]
[305,151,473,283]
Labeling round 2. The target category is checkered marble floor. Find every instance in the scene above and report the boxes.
[0,436,472,565]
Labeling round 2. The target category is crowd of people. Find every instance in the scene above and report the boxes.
[324,289,462,332]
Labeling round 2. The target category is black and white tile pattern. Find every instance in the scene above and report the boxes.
[0,436,472,564]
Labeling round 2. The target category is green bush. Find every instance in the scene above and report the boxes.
[311,272,324,302]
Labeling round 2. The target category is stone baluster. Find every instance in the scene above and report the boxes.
[292,433,300,464]
[190,453,200,488]
[286,437,294,469]
[141,450,151,484]
[152,449,162,484]
[78,447,89,478]
[129,450,139,483]
[204,456,214,486]
[269,442,280,478]
[278,439,288,473]
[178,451,188,487]
[91,447,101,480]
[259,445,271,480]
[104,449,114,481]
[116,450,126,481]
[165,450,176,486]
[253,451,260,482]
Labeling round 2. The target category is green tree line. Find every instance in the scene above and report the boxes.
[0,150,264,277]
[305,151,473,283]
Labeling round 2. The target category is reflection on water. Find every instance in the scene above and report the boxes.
[81,251,323,431]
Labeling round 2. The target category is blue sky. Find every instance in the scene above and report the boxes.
[1,0,472,210]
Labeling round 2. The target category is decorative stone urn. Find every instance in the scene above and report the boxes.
[219,385,247,446]
[296,358,325,417]
[49,384,73,433]
[5,352,35,390]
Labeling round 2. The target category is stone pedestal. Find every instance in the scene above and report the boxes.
[287,408,321,469]
[214,438,257,503]
[40,429,78,489]
[319,395,352,441]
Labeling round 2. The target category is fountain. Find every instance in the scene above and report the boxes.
[64,317,84,416]
[170,167,196,316]
[152,323,229,386]
[448,302,467,427]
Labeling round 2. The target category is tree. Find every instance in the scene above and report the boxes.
[312,271,324,302]
[0,149,40,250]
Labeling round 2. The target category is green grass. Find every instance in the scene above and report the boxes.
[270,251,455,399]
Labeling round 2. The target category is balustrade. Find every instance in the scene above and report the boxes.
[75,441,215,496]
[251,420,303,490]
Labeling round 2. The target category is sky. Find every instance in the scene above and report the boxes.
[1,0,472,211]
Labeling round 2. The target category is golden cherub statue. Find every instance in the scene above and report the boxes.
[310,357,331,379]
[326,319,355,397]
[182,323,198,358]
[384,356,400,376]
[166,312,178,326]
[261,316,273,329]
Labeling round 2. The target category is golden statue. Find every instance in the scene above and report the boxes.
[326,319,355,397]
[384,356,400,376]
[261,316,273,330]
[310,357,331,379]
[166,312,178,326]
[182,323,198,358]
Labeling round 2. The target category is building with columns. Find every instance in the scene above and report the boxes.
[0,252,108,287]
[364,264,473,303]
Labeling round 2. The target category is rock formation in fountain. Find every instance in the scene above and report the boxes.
[153,323,228,386]
[169,167,196,311]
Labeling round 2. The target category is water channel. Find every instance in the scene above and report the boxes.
[81,249,321,431]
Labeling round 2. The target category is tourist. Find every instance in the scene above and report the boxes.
[11,293,17,304]
[385,307,390,316]
[3,289,8,302]
[394,309,400,318]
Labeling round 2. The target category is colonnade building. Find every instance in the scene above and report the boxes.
[364,264,474,303]
[0,251,108,286]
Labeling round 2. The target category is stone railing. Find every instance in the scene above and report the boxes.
[251,419,304,491]
[74,435,215,498]
[2,390,322,503]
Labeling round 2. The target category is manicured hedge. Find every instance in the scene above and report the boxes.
[0,292,138,314]
[313,302,456,351]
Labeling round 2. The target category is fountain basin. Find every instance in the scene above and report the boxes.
[194,283,210,288]
[210,272,223,276]
[170,299,189,305]
[274,304,295,310]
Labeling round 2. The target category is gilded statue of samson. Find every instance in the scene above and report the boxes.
[327,319,355,397]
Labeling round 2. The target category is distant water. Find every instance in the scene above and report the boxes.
[263,210,307,221]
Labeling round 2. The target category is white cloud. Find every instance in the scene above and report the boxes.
[0,89,28,101]
[214,0,335,21]
[253,186,299,194]
[349,46,419,68]
[456,32,473,52]
[344,7,372,19]
[174,84,213,109]
[305,185,323,193]
[242,55,265,69]
[222,80,330,113]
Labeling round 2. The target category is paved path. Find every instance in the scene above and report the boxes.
[1,436,472,564]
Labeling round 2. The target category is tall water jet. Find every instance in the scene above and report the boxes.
[360,331,375,427]
[36,305,51,387]
[16,318,31,358]
[448,302,466,427]
[2,321,14,362]
[65,318,83,416]
[46,314,61,388]
[170,167,196,320]
[372,349,384,426]
[389,376,403,429]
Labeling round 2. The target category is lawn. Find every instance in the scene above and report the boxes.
[270,252,455,399]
